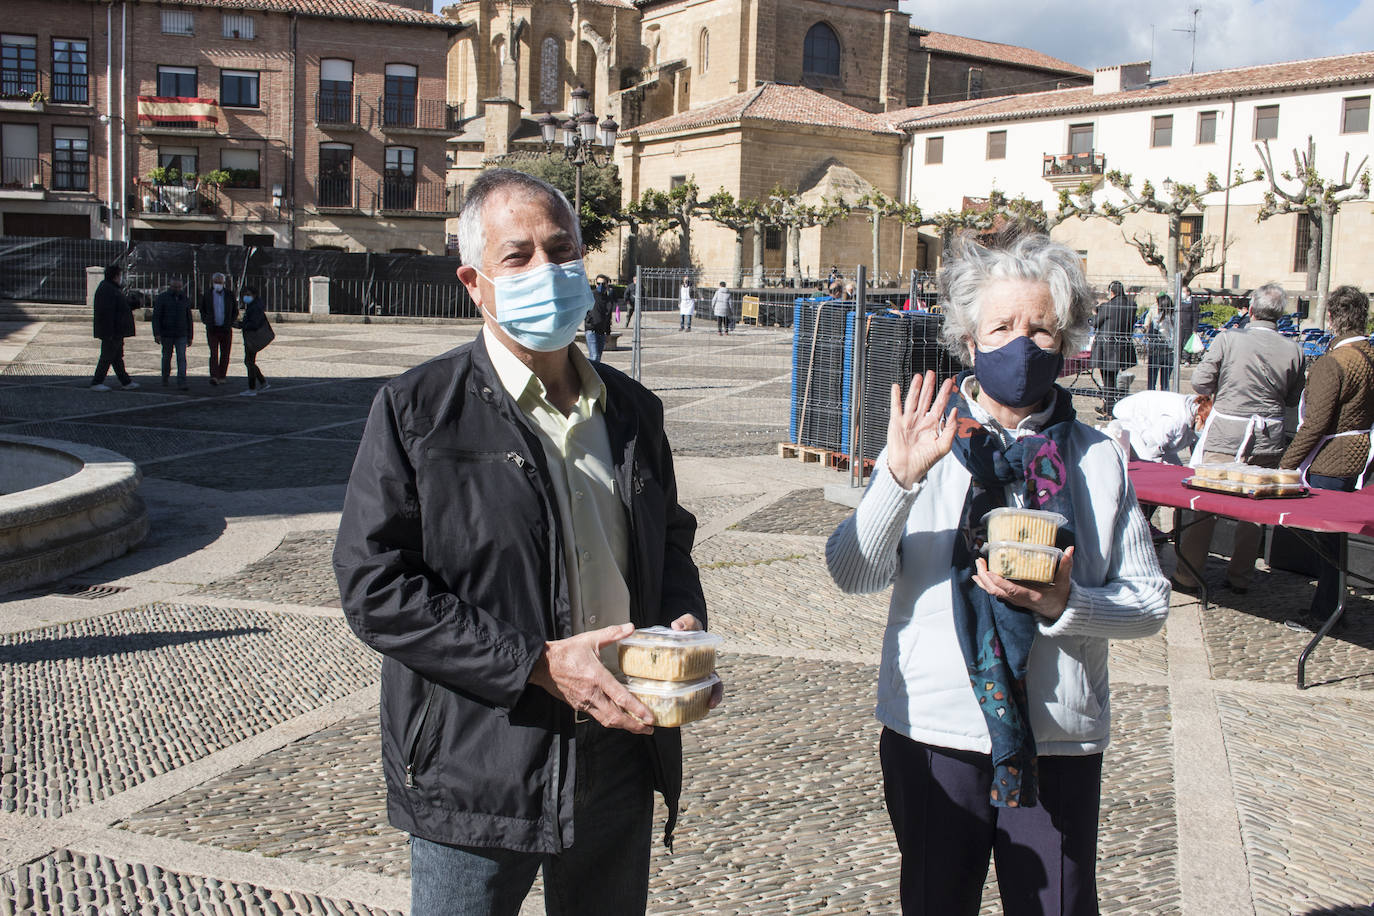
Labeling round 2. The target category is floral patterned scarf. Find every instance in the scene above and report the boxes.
[944,371,1078,808]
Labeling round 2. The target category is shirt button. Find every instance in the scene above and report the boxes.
[574,490,584,501]
[587,615,598,625]
[580,551,591,564]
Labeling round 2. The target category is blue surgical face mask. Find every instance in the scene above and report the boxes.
[476,259,592,352]
[973,335,1064,409]
[242,295,254,304]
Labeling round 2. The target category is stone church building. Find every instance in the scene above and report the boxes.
[442,0,1090,279]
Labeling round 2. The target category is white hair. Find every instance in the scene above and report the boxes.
[938,233,1095,357]
[1249,282,1287,322]
[456,168,581,269]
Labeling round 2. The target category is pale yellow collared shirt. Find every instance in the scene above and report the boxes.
[483,332,632,671]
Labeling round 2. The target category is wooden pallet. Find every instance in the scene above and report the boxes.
[777,442,831,465]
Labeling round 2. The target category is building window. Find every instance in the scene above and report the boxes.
[318,143,352,207]
[925,136,944,165]
[158,146,198,177]
[764,227,782,250]
[1178,216,1202,261]
[1151,114,1173,147]
[1254,105,1279,141]
[221,70,259,108]
[1294,215,1318,273]
[157,66,197,98]
[699,29,709,75]
[221,148,260,188]
[670,174,687,189]
[986,130,1006,160]
[1,35,38,99]
[161,10,194,36]
[802,22,840,78]
[967,67,983,99]
[319,59,354,122]
[1342,95,1370,134]
[1068,123,1094,154]
[1197,110,1217,144]
[384,146,417,210]
[383,63,418,127]
[1,123,39,187]
[539,37,560,107]
[51,39,89,104]
[222,14,255,39]
[53,126,89,190]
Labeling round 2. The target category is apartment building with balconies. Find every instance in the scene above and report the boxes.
[1,0,462,253]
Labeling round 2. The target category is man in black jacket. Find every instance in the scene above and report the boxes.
[585,273,616,362]
[1090,280,1138,417]
[152,278,195,390]
[200,272,238,385]
[90,264,138,391]
[334,168,712,916]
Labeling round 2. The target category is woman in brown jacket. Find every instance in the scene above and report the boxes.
[1280,285,1374,627]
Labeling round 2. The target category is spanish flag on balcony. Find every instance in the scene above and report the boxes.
[136,96,224,129]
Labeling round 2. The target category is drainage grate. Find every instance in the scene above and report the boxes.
[54,584,130,600]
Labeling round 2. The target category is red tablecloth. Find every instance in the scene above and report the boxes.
[1128,461,1374,537]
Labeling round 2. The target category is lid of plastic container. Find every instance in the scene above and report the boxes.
[619,626,723,649]
[980,507,1068,528]
[624,672,721,697]
[983,541,1064,558]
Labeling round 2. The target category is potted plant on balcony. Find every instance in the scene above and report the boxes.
[149,166,181,186]
[28,91,46,112]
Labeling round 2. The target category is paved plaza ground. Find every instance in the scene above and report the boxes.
[0,313,1371,915]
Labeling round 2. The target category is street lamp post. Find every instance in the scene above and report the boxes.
[537,86,619,216]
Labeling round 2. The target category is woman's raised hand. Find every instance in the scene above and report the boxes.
[886,370,957,490]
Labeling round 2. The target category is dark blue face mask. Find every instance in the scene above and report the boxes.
[973,335,1064,409]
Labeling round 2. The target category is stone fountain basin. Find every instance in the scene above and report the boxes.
[0,435,148,594]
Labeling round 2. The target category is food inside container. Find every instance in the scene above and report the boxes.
[982,508,1067,547]
[625,673,721,727]
[985,541,1062,584]
[1194,462,1232,481]
[618,626,723,681]
[1272,469,1303,485]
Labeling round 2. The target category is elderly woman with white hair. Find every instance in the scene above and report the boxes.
[827,234,1169,915]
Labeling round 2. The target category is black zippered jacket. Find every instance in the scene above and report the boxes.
[333,332,706,854]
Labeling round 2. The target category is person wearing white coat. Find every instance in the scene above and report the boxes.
[678,277,695,331]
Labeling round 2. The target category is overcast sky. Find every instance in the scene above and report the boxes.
[898,0,1374,79]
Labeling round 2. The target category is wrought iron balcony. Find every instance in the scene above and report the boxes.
[315,176,363,210]
[378,95,461,131]
[315,89,360,127]
[1,157,46,191]
[133,178,220,217]
[1043,150,1106,178]
[377,177,455,215]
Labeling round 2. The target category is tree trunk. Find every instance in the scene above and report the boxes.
[732,229,744,287]
[1304,212,1320,297]
[751,218,765,286]
[1166,214,1181,295]
[678,214,692,271]
[871,211,880,282]
[787,224,801,284]
[622,226,638,283]
[1316,207,1335,328]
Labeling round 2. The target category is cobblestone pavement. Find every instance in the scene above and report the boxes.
[2,317,1371,914]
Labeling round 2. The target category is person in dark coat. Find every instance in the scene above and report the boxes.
[585,273,616,362]
[334,169,716,916]
[1090,280,1138,416]
[200,272,239,385]
[623,272,638,327]
[1178,285,1200,364]
[152,278,194,390]
[90,264,138,391]
[237,286,271,395]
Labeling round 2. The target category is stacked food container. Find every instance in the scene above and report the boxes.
[982,507,1067,583]
[619,627,723,727]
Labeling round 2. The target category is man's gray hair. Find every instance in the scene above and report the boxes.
[1249,282,1287,322]
[211,272,226,282]
[456,168,581,269]
[938,233,1095,357]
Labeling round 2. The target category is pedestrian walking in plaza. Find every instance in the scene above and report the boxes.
[679,276,695,330]
[586,273,616,362]
[712,281,732,334]
[236,286,274,396]
[1144,291,1177,391]
[152,278,194,391]
[200,272,238,385]
[1279,285,1374,630]
[89,264,139,391]
[1174,283,1304,595]
[827,234,1168,916]
[334,168,717,916]
[1090,280,1137,417]
[623,272,639,327]
[1178,285,1200,365]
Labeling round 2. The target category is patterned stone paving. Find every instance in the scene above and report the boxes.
[0,420,252,464]
[80,400,368,437]
[0,849,400,916]
[197,532,341,608]
[1215,691,1374,915]
[0,385,182,421]
[0,605,378,816]
[142,437,364,491]
[733,488,856,537]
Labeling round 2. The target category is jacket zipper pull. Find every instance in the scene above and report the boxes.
[507,451,526,468]
[406,764,417,788]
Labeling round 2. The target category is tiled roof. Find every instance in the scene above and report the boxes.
[916,31,1090,77]
[152,0,459,27]
[889,51,1374,131]
[631,83,898,137]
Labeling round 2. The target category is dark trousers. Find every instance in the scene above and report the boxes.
[243,345,266,388]
[409,722,653,916]
[1146,360,1172,391]
[716,315,729,333]
[1099,368,1121,413]
[92,337,131,386]
[206,326,233,380]
[1307,473,1359,618]
[161,336,188,385]
[880,729,1103,916]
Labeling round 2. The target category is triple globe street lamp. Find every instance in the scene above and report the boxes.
[537,86,619,215]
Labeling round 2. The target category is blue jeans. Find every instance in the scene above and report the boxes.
[585,330,607,363]
[161,336,188,386]
[409,722,653,916]
[1306,473,1359,618]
